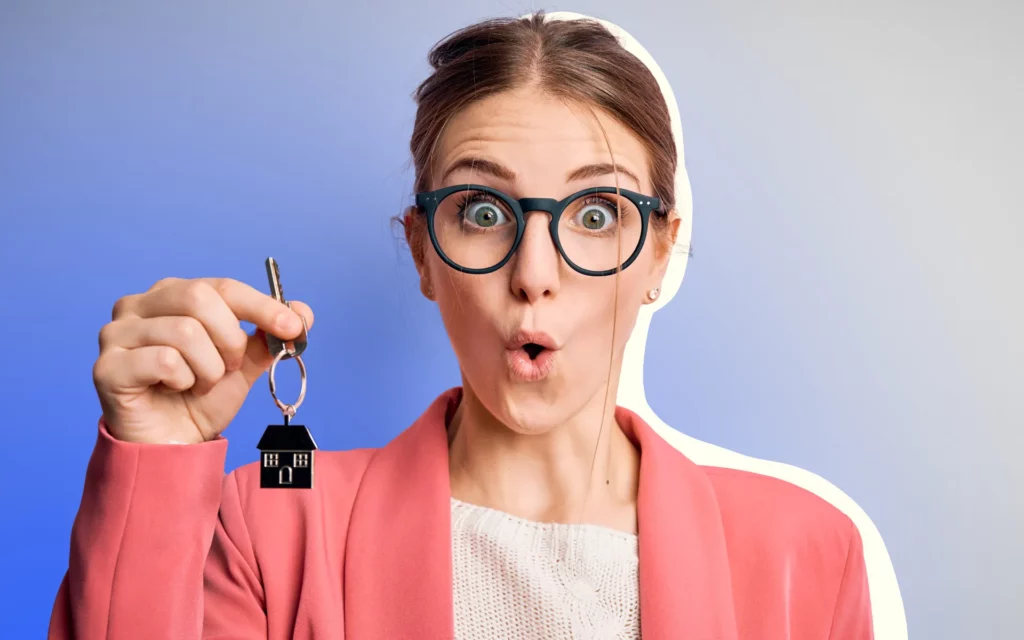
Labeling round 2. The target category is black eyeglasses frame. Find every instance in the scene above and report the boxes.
[414,184,665,276]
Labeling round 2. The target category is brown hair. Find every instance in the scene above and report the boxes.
[403,11,678,261]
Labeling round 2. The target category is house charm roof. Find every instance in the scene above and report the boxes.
[257,424,318,451]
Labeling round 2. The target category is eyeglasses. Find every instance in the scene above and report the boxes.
[414,184,665,276]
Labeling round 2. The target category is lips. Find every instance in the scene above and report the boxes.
[507,330,558,356]
[506,329,559,381]
[507,330,557,350]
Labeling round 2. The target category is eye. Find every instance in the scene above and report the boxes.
[462,198,510,228]
[573,197,618,231]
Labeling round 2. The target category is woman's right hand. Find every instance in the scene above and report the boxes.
[92,277,314,445]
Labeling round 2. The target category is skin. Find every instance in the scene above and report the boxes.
[408,85,680,532]
[94,277,312,445]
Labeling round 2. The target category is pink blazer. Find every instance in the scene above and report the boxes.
[48,388,873,639]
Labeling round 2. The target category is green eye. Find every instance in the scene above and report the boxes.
[581,208,607,229]
[577,203,614,230]
[467,202,507,227]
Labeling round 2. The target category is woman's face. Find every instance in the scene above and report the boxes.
[413,86,676,434]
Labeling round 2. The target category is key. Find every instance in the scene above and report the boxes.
[264,257,308,359]
[258,256,316,490]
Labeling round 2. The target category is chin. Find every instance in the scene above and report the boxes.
[488,377,581,435]
[461,349,607,435]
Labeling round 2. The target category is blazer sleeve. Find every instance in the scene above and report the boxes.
[828,519,875,639]
[47,419,267,639]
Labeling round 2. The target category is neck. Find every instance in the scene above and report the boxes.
[447,379,639,531]
[617,318,652,413]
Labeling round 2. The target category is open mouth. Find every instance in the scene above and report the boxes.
[522,343,546,360]
[506,330,559,380]
[506,338,558,381]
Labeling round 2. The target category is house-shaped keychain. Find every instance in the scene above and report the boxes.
[257,423,318,489]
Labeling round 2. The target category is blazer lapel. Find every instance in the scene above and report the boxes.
[343,391,738,640]
[617,406,739,640]
[344,389,461,640]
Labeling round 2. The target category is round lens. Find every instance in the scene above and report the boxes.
[432,188,518,270]
[557,191,642,272]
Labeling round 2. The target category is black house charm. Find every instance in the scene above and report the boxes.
[257,424,318,489]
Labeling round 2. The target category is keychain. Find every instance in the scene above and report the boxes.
[256,257,318,489]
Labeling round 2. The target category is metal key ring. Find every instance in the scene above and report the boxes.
[268,347,307,417]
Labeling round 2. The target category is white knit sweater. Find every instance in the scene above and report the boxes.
[450,497,640,640]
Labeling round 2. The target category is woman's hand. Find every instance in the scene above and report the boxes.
[92,277,314,444]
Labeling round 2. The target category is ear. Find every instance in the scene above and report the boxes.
[402,205,428,278]
[419,277,435,301]
[642,213,680,305]
[649,211,681,284]
[402,205,436,301]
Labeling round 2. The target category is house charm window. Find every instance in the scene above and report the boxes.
[264,453,279,467]
[294,453,309,468]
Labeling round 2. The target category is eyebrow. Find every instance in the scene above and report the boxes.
[440,158,516,184]
[439,157,641,190]
[565,162,641,189]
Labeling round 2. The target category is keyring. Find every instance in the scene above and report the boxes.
[268,347,307,419]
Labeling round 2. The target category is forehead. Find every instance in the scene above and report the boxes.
[435,86,651,194]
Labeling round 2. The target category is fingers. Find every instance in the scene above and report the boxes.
[104,278,316,393]
[114,278,309,366]
[273,299,314,336]
[127,280,248,366]
[98,316,226,396]
[239,328,277,386]
[204,277,313,338]
[131,277,313,337]
[94,345,196,394]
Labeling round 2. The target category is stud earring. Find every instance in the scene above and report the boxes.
[646,287,660,302]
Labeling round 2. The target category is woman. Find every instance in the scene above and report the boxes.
[48,11,873,640]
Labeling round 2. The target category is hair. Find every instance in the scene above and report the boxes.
[401,11,678,262]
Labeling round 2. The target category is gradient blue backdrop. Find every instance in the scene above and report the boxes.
[2,1,1021,637]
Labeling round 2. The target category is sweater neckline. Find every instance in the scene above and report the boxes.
[450,496,639,542]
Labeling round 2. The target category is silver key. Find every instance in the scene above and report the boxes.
[264,257,307,359]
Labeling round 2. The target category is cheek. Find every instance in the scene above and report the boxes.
[429,263,505,348]
[569,274,647,354]
[430,259,494,310]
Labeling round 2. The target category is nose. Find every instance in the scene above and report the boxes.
[509,211,561,302]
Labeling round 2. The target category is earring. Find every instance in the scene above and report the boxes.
[646,287,660,302]
[421,279,434,299]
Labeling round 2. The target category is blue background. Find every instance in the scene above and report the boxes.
[2,1,1021,637]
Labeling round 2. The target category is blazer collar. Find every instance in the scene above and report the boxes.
[344,388,737,639]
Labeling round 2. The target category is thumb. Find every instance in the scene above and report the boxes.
[240,300,314,386]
